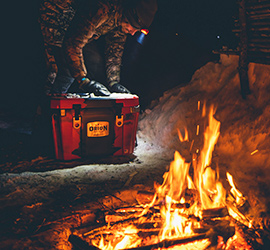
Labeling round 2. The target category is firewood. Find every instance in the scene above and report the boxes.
[80,232,212,250]
[83,215,161,238]
[73,231,215,250]
[202,218,230,227]
[105,214,132,223]
[104,205,156,224]
[82,224,161,239]
[114,206,145,213]
[202,207,229,219]
[120,231,213,250]
[170,202,191,209]
[69,234,101,250]
[105,208,143,223]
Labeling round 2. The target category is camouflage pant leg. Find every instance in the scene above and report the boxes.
[50,46,75,94]
[83,40,107,86]
[51,75,75,93]
[51,40,108,93]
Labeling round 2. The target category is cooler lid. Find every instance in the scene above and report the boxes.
[50,93,139,109]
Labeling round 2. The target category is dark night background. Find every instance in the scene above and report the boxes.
[2,0,238,115]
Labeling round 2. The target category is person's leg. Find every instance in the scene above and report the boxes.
[51,46,75,94]
[51,74,75,93]
[83,41,130,94]
[51,41,107,94]
[83,41,107,85]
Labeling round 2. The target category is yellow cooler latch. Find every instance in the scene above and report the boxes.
[73,104,82,129]
[73,116,81,129]
[116,115,123,127]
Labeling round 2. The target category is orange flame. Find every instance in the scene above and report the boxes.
[153,105,225,239]
[177,128,189,142]
[94,225,141,250]
[192,105,225,209]
[156,151,190,203]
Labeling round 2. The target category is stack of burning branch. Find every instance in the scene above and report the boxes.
[69,105,269,250]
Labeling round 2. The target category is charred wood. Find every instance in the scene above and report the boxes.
[200,220,235,246]
[83,214,162,238]
[69,234,101,250]
[231,223,269,250]
[83,224,162,239]
[114,206,145,213]
[202,207,229,219]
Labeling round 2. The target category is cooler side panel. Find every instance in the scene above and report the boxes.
[114,106,139,156]
[52,109,81,160]
[62,110,81,160]
[123,112,139,155]
[52,113,62,159]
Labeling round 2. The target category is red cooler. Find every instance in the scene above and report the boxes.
[50,93,140,160]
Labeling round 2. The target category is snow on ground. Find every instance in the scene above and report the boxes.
[0,54,270,249]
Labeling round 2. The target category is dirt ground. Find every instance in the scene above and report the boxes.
[0,111,171,249]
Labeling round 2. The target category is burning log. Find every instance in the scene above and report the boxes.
[104,201,193,225]
[226,222,270,250]
[202,207,229,219]
[121,232,212,250]
[83,212,163,239]
[199,220,235,244]
[72,232,213,250]
[105,206,145,223]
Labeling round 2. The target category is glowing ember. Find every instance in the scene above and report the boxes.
[250,149,258,155]
[82,105,252,250]
[95,225,141,250]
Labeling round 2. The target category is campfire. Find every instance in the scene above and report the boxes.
[69,104,268,250]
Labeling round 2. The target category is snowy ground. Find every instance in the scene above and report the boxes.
[0,55,269,249]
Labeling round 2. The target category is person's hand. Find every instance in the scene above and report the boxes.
[109,83,131,94]
[79,78,111,96]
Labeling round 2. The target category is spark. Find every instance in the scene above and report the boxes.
[250,149,258,155]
